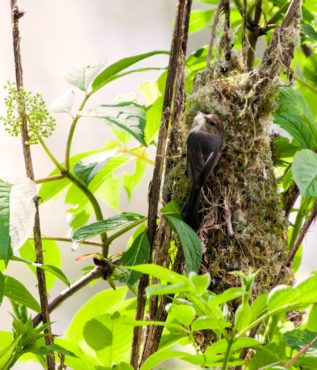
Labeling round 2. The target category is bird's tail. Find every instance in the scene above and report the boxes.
[182,185,201,229]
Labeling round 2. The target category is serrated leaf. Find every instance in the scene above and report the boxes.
[164,215,202,274]
[65,62,106,92]
[119,231,150,285]
[0,181,12,265]
[91,51,169,92]
[49,90,75,113]
[9,178,37,252]
[189,9,214,33]
[72,213,146,243]
[81,102,147,146]
[293,149,317,196]
[4,276,41,312]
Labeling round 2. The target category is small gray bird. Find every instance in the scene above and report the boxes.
[183,112,224,229]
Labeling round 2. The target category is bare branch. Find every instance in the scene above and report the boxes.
[285,200,317,268]
[131,0,192,367]
[206,0,224,67]
[33,267,102,327]
[10,1,55,368]
[284,335,317,368]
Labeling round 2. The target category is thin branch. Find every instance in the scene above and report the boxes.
[10,2,55,368]
[284,336,317,368]
[222,0,232,69]
[131,0,192,367]
[283,181,299,218]
[30,236,104,247]
[33,267,102,327]
[284,200,317,267]
[35,174,65,184]
[206,0,224,67]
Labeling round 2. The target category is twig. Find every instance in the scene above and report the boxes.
[131,0,192,368]
[30,236,104,247]
[10,2,55,368]
[35,174,65,184]
[284,200,317,268]
[242,0,248,65]
[206,0,224,67]
[33,267,102,327]
[284,335,317,368]
[222,0,232,70]
[283,181,299,218]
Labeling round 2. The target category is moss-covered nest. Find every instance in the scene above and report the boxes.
[168,64,290,294]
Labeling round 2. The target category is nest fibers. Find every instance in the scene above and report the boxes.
[168,63,290,294]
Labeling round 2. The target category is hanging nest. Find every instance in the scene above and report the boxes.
[167,60,290,294]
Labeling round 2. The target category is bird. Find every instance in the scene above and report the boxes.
[182,112,224,229]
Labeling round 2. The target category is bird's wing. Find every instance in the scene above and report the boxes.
[198,149,222,187]
[187,130,206,184]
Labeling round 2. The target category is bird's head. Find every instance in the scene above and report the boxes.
[204,113,224,133]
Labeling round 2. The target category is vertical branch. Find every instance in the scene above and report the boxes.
[206,0,224,67]
[10,2,55,369]
[246,0,263,69]
[130,0,192,368]
[242,0,248,65]
[222,0,232,70]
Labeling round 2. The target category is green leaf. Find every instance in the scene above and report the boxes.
[39,149,103,202]
[189,272,210,295]
[119,230,150,285]
[98,175,122,212]
[293,149,317,196]
[73,154,113,186]
[0,272,4,306]
[284,329,317,353]
[72,213,146,243]
[206,337,260,356]
[4,275,41,312]
[250,293,268,321]
[273,88,317,149]
[91,51,169,92]
[65,287,131,341]
[189,9,214,33]
[302,23,317,41]
[168,304,196,327]
[139,81,161,105]
[129,264,189,284]
[123,150,147,200]
[65,62,106,92]
[44,343,78,357]
[161,200,182,218]
[234,303,252,332]
[191,316,231,331]
[209,287,245,306]
[19,239,62,291]
[81,102,147,146]
[164,215,202,274]
[146,282,190,296]
[0,181,12,265]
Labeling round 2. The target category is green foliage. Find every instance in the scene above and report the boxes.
[293,149,317,196]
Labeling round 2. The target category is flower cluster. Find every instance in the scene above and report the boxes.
[0,82,56,144]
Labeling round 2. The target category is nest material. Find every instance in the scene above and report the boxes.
[168,65,290,294]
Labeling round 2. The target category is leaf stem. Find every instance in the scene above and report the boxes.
[65,93,91,170]
[35,174,65,184]
[29,236,104,247]
[222,338,234,370]
[37,135,109,255]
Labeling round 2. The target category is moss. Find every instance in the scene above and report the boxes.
[170,68,290,294]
